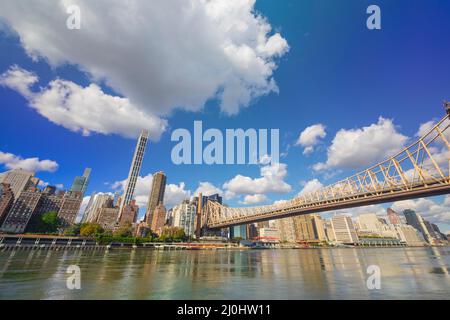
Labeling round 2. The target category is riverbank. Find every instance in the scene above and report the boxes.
[1,234,447,252]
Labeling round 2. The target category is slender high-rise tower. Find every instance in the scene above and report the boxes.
[70,168,91,196]
[145,171,166,226]
[119,129,149,216]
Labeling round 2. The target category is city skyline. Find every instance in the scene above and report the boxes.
[0,162,447,247]
[1,1,450,233]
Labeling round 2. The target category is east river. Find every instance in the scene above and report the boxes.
[0,247,449,300]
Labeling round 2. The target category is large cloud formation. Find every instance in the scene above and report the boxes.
[0,0,288,130]
[314,117,408,171]
[0,66,167,139]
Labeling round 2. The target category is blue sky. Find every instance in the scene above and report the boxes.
[1,0,449,232]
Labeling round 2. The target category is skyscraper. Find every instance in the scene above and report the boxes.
[70,168,91,196]
[145,171,166,225]
[387,208,401,225]
[151,203,167,235]
[0,169,34,199]
[403,209,433,243]
[119,129,149,215]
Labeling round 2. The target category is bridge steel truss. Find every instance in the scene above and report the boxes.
[205,111,450,229]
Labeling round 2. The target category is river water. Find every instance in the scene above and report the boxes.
[0,247,449,300]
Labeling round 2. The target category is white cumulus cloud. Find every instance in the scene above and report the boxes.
[223,162,292,197]
[0,0,288,116]
[0,150,58,172]
[298,179,324,196]
[194,182,223,197]
[314,117,408,171]
[295,124,326,155]
[0,66,167,139]
[240,194,268,205]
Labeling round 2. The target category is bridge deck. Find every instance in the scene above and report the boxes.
[208,181,450,228]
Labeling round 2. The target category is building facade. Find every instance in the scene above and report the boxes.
[0,186,42,233]
[404,209,433,243]
[331,215,359,244]
[387,208,401,225]
[33,189,64,217]
[0,169,34,200]
[119,129,149,214]
[96,207,120,230]
[58,191,83,227]
[172,200,197,237]
[230,225,247,240]
[151,203,167,235]
[0,183,14,226]
[70,168,91,196]
[145,171,166,226]
[275,217,296,243]
[293,215,316,242]
[119,199,139,226]
[83,193,113,223]
[394,225,425,246]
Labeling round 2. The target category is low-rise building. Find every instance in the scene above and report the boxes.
[96,207,120,230]
[119,200,139,226]
[258,227,280,241]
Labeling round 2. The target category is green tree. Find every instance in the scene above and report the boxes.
[42,212,61,232]
[159,227,186,242]
[80,223,104,237]
[26,211,61,234]
[113,223,133,237]
[232,237,243,244]
[64,224,82,236]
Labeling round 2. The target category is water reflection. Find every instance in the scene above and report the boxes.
[0,248,449,300]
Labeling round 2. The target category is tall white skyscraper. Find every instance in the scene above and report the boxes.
[119,129,149,215]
